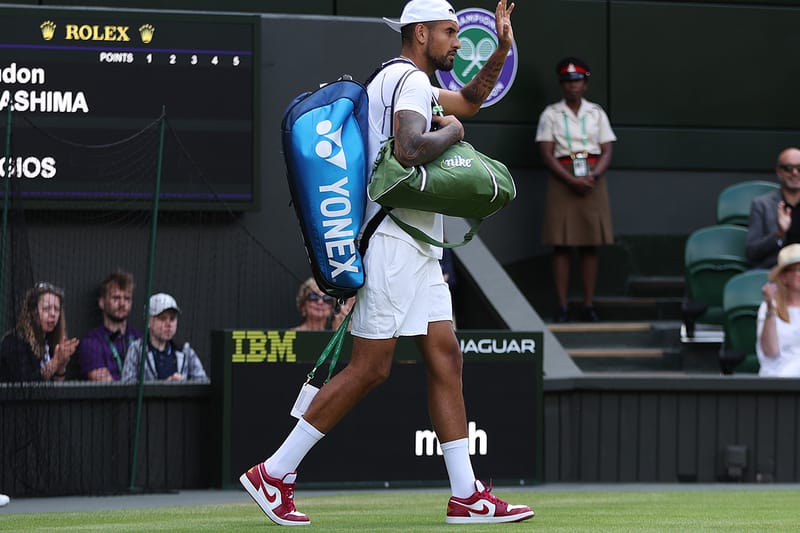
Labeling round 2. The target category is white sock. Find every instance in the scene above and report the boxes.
[441,438,476,498]
[264,417,325,479]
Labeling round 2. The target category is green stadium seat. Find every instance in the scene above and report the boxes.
[682,224,750,337]
[716,180,780,226]
[719,269,768,374]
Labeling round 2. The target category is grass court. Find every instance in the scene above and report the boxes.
[2,487,800,531]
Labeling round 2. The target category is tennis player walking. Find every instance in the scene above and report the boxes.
[240,0,533,525]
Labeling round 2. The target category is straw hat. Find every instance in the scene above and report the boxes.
[769,243,800,282]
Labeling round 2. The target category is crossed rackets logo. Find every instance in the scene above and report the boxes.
[314,119,347,170]
[454,28,497,81]
[435,8,518,108]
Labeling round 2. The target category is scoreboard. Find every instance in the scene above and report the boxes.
[0,6,259,210]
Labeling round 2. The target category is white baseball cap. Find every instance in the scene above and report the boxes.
[383,0,458,32]
[149,293,181,316]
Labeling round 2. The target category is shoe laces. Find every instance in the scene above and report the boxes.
[477,479,502,504]
[281,481,298,511]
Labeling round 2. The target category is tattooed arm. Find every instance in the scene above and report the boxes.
[437,0,515,117]
[393,111,464,167]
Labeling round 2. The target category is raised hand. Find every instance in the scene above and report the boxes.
[777,201,792,238]
[495,0,516,50]
[762,282,777,308]
[55,337,79,365]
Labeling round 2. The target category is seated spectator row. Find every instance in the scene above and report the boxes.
[721,245,800,377]
[0,271,207,383]
[686,146,800,376]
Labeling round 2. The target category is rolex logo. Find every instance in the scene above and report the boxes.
[139,24,155,44]
[40,20,57,41]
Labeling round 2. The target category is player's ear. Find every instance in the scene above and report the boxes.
[414,22,428,44]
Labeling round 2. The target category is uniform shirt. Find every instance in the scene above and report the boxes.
[535,98,616,158]
[363,61,443,260]
[756,303,800,377]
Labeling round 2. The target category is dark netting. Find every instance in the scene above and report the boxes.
[0,108,303,496]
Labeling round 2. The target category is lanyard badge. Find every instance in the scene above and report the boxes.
[563,112,589,177]
[571,152,589,177]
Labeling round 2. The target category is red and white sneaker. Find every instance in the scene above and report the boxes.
[446,480,534,524]
[239,463,310,526]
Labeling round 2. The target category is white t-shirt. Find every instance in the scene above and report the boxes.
[535,98,616,158]
[362,61,443,260]
[756,302,800,377]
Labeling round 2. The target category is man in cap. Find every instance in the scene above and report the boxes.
[746,147,800,269]
[120,293,208,382]
[240,0,533,526]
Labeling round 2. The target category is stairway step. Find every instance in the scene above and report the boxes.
[550,320,683,350]
[570,347,682,372]
[561,296,683,321]
[626,275,686,298]
[550,319,685,372]
[568,348,664,358]
[549,322,653,333]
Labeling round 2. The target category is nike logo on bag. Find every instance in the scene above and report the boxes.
[452,501,492,515]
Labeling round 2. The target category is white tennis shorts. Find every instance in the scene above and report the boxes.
[350,233,452,339]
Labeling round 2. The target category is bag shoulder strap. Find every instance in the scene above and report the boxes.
[358,58,418,256]
[382,67,480,247]
[389,67,421,135]
[305,308,353,385]
[384,208,481,248]
[364,57,416,86]
[367,60,479,249]
[357,208,387,256]
[386,69,481,248]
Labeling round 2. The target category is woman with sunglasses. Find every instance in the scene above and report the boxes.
[756,244,800,377]
[291,277,336,331]
[0,282,80,382]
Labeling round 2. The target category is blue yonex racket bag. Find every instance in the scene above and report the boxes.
[281,77,369,300]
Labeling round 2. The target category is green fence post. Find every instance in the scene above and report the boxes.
[129,109,167,491]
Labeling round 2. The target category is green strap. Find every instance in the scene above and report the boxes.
[385,208,480,248]
[386,67,480,249]
[306,308,353,384]
[105,333,135,375]
[562,111,587,153]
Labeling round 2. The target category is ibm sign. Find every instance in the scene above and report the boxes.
[213,330,543,487]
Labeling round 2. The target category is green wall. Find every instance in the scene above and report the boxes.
[3,0,797,269]
[7,0,797,170]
